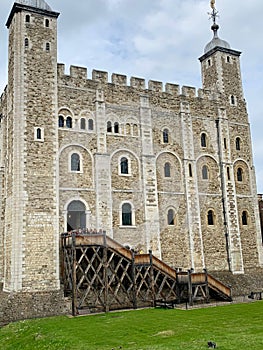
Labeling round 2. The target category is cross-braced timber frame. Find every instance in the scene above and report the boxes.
[61,231,232,315]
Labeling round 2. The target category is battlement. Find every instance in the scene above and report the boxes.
[57,63,213,100]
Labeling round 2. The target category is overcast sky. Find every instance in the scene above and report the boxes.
[1,0,263,192]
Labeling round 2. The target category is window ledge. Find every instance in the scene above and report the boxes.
[119,225,137,229]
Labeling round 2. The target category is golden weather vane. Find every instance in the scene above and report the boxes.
[208,0,218,24]
[210,0,216,9]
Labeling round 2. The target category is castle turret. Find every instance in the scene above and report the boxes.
[3,0,60,292]
[199,2,263,273]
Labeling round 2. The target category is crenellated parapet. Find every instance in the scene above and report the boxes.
[57,63,214,101]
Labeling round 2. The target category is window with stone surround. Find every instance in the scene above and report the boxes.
[167,209,175,225]
[80,118,86,130]
[119,156,131,176]
[230,95,237,106]
[121,203,133,226]
[46,42,50,51]
[70,152,82,172]
[25,38,29,48]
[45,19,49,27]
[237,167,243,182]
[236,137,241,151]
[242,211,248,226]
[164,162,171,177]
[66,116,72,128]
[114,122,119,133]
[34,127,44,142]
[107,121,112,132]
[202,165,209,180]
[201,133,207,148]
[88,119,94,131]
[59,115,64,127]
[207,210,215,225]
[25,14,30,23]
[163,129,169,143]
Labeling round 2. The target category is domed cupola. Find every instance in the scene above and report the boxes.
[204,22,231,54]
[16,0,52,11]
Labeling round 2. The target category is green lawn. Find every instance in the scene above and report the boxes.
[1,302,263,349]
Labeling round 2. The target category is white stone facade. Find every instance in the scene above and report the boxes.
[0,1,263,293]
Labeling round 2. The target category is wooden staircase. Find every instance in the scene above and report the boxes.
[61,231,232,315]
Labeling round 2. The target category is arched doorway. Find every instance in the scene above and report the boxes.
[67,200,86,231]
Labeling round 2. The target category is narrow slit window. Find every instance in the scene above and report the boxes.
[202,165,209,180]
[242,211,248,226]
[36,128,42,140]
[45,19,49,27]
[80,118,86,130]
[164,162,171,177]
[237,168,243,182]
[168,209,175,225]
[46,42,50,51]
[201,133,207,147]
[25,15,30,23]
[25,38,29,48]
[163,129,169,143]
[207,210,214,225]
[236,137,241,151]
[189,164,193,177]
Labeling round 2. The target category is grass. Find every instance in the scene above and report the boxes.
[0,302,263,349]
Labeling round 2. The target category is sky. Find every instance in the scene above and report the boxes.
[0,0,263,192]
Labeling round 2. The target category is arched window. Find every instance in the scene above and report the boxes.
[107,121,112,132]
[227,56,230,63]
[237,168,243,182]
[163,129,169,143]
[88,119,94,131]
[230,95,235,105]
[122,203,132,226]
[120,157,129,174]
[126,123,131,135]
[58,115,64,127]
[45,19,49,27]
[36,128,42,140]
[25,15,30,23]
[207,210,214,225]
[67,200,86,231]
[167,209,175,225]
[242,211,248,225]
[114,122,119,133]
[71,153,80,172]
[80,118,86,130]
[236,137,241,151]
[201,133,207,147]
[133,124,139,136]
[66,116,72,128]
[164,162,171,177]
[202,165,209,180]
[25,38,29,48]
[46,42,50,51]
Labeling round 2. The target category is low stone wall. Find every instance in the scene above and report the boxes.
[0,285,69,326]
[210,268,263,297]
